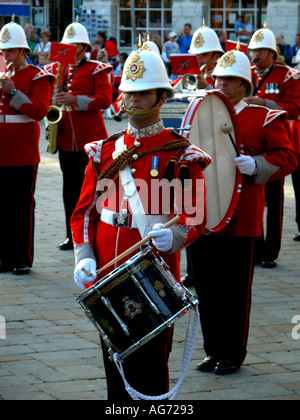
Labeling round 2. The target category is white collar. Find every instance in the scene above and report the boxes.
[127,119,164,138]
[234,100,247,114]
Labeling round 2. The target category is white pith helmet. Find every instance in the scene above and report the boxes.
[213,46,254,96]
[140,40,160,56]
[188,22,224,55]
[119,48,175,98]
[61,17,92,52]
[248,23,277,59]
[0,15,31,53]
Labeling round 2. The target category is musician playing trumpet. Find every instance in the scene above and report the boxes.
[0,17,54,275]
[175,22,224,92]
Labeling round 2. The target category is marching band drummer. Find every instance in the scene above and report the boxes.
[173,22,224,92]
[45,18,113,251]
[178,23,224,287]
[0,17,55,275]
[71,48,212,400]
[194,48,298,375]
[244,24,300,268]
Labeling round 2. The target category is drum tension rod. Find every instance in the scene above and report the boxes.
[100,296,131,336]
[131,274,161,315]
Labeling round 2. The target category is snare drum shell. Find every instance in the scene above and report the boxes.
[77,247,191,357]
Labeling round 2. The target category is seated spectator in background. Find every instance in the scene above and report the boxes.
[27,29,40,64]
[33,29,51,62]
[218,30,228,50]
[276,44,285,63]
[114,52,128,79]
[176,23,193,53]
[162,31,180,78]
[90,40,101,60]
[235,15,244,38]
[276,34,293,66]
[96,31,119,67]
[292,33,300,66]
[237,15,253,43]
[38,51,50,69]
[150,34,162,54]
[97,48,119,102]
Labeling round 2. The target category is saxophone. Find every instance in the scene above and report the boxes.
[45,63,63,154]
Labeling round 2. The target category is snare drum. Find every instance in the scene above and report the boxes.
[77,246,198,361]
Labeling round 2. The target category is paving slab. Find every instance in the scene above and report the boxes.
[0,118,300,401]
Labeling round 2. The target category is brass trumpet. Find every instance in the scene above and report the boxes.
[0,62,15,88]
[181,74,199,91]
[45,63,63,154]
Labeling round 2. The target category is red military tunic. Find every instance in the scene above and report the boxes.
[45,60,113,152]
[0,65,54,166]
[217,102,298,237]
[71,121,211,285]
[251,61,300,153]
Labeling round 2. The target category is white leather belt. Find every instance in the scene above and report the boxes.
[0,115,35,123]
[100,208,170,233]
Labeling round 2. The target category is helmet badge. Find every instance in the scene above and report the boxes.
[125,52,146,81]
[0,28,11,43]
[253,30,264,43]
[193,32,205,48]
[66,26,76,39]
[219,50,236,68]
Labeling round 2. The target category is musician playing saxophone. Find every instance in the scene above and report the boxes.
[45,19,113,251]
[0,17,54,275]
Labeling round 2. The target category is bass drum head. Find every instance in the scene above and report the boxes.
[181,90,242,232]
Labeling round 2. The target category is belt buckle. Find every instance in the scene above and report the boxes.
[113,213,129,228]
[0,115,4,123]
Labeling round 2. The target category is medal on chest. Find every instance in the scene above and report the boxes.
[150,156,159,177]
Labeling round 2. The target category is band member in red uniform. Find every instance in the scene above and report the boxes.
[173,22,224,92]
[71,49,211,399]
[193,48,298,375]
[244,25,300,267]
[0,18,54,275]
[45,19,112,250]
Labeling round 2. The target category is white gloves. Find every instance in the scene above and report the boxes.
[148,223,173,252]
[74,258,97,290]
[234,155,256,176]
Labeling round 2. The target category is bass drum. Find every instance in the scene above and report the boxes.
[162,90,242,233]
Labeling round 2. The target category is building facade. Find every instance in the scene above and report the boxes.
[0,0,299,53]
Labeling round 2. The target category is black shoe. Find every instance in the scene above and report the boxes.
[214,360,240,375]
[59,237,73,250]
[0,259,13,273]
[181,274,194,287]
[293,233,300,242]
[12,265,30,275]
[261,259,277,268]
[196,356,218,372]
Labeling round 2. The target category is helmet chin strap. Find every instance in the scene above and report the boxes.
[122,96,164,116]
[221,82,246,95]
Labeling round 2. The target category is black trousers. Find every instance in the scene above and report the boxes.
[292,156,300,232]
[255,178,284,262]
[0,165,38,267]
[58,150,89,239]
[191,235,255,365]
[101,328,173,400]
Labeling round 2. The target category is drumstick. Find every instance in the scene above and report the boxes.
[221,123,240,156]
[96,215,181,275]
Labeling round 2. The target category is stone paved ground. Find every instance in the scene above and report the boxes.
[0,117,300,400]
